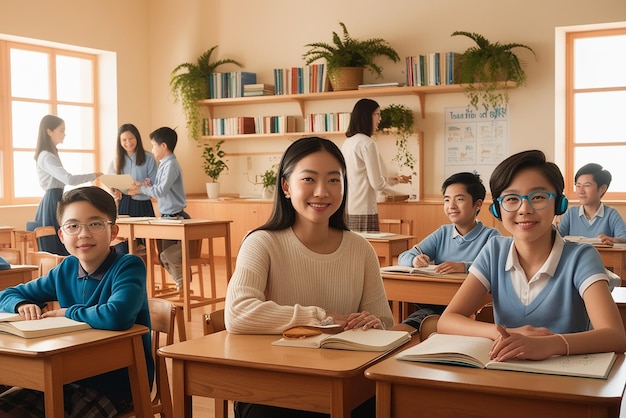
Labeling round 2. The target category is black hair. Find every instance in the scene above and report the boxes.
[490,150,564,200]
[442,172,486,214]
[150,126,177,152]
[34,115,64,159]
[346,98,379,137]
[575,163,612,191]
[254,136,349,232]
[57,186,118,225]
[115,123,147,173]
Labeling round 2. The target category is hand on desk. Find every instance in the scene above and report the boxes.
[41,308,67,318]
[432,261,466,274]
[17,303,46,320]
[489,324,556,362]
[328,311,384,330]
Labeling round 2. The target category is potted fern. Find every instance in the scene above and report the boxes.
[303,22,400,91]
[201,140,228,199]
[378,104,416,176]
[170,46,243,141]
[451,31,536,112]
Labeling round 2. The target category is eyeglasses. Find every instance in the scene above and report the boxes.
[61,220,113,235]
[496,191,557,212]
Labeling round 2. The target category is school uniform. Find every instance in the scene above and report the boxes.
[558,204,626,239]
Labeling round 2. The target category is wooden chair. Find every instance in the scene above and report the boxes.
[118,298,185,418]
[27,251,66,277]
[202,308,225,335]
[33,226,58,252]
[0,248,21,265]
[12,230,37,264]
[150,239,208,299]
[418,314,440,341]
[379,218,414,236]
[201,308,228,416]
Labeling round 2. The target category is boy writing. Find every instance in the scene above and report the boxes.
[128,126,189,290]
[0,186,153,417]
[558,162,626,245]
[394,172,500,332]
[439,150,625,361]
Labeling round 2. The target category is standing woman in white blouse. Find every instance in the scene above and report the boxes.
[33,115,102,255]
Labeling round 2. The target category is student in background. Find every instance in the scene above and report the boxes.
[558,163,626,245]
[0,186,153,417]
[108,123,157,252]
[34,114,102,255]
[128,126,188,290]
[394,172,500,332]
[226,136,393,418]
[439,150,626,361]
[341,98,410,232]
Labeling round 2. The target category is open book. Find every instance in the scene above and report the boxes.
[272,328,411,352]
[396,333,617,379]
[98,174,134,194]
[380,264,441,276]
[0,312,91,338]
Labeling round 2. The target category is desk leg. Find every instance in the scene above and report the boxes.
[215,398,228,418]
[329,379,350,418]
[43,357,65,418]
[375,382,392,418]
[224,224,233,279]
[181,238,191,322]
[145,238,157,298]
[127,335,152,417]
[171,358,192,418]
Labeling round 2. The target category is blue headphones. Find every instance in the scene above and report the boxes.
[489,194,568,220]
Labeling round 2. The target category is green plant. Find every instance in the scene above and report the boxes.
[170,46,243,141]
[451,31,536,111]
[302,22,400,78]
[201,140,228,182]
[260,164,278,189]
[378,104,416,175]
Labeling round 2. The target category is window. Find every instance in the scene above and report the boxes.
[565,28,626,199]
[0,40,99,204]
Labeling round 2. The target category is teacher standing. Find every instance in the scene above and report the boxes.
[34,115,102,255]
[341,98,410,232]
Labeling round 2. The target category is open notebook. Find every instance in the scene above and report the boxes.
[272,328,411,352]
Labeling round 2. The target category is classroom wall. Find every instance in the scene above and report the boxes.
[0,0,624,226]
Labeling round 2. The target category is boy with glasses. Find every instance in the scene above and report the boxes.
[0,186,153,417]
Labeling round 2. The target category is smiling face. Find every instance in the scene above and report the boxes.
[281,150,344,227]
[47,122,66,147]
[500,167,556,245]
[58,201,118,273]
[575,174,605,207]
[443,183,480,231]
[150,139,169,161]
[120,130,138,156]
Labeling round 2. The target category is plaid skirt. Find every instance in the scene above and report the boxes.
[347,214,380,232]
[0,384,122,418]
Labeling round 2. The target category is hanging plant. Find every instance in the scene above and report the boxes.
[378,104,416,176]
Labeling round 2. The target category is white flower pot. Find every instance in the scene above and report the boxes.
[262,185,275,200]
[206,182,220,199]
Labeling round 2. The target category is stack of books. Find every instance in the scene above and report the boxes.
[243,83,275,97]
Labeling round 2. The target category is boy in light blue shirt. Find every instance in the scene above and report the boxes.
[395,172,500,332]
[558,163,626,245]
[129,127,189,289]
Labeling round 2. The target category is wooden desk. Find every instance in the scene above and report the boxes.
[0,265,39,290]
[597,245,626,286]
[158,332,395,418]
[365,234,414,266]
[0,324,152,417]
[365,353,626,418]
[117,218,233,321]
[382,272,476,323]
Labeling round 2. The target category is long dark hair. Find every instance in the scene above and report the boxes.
[254,136,349,233]
[346,98,379,137]
[114,123,147,173]
[34,115,63,159]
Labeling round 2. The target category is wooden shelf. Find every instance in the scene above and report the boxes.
[200,131,345,141]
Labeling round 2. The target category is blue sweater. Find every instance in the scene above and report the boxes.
[558,204,626,239]
[0,250,153,403]
[470,236,607,333]
[398,221,500,272]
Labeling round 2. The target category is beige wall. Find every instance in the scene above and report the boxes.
[1,0,625,227]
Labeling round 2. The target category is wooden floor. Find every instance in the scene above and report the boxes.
[157,256,626,418]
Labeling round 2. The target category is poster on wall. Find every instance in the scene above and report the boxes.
[444,106,508,191]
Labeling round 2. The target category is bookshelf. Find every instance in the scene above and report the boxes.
[196,82,515,141]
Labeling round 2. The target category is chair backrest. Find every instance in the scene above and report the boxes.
[475,303,494,323]
[0,248,21,265]
[27,251,66,277]
[418,314,440,341]
[203,308,225,335]
[379,218,413,236]
[33,226,57,252]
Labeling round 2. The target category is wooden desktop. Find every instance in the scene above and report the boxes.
[0,265,39,291]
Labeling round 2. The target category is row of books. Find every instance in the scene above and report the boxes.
[243,83,275,97]
[208,71,257,99]
[304,112,351,134]
[202,116,297,136]
[405,52,461,87]
[273,64,329,95]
